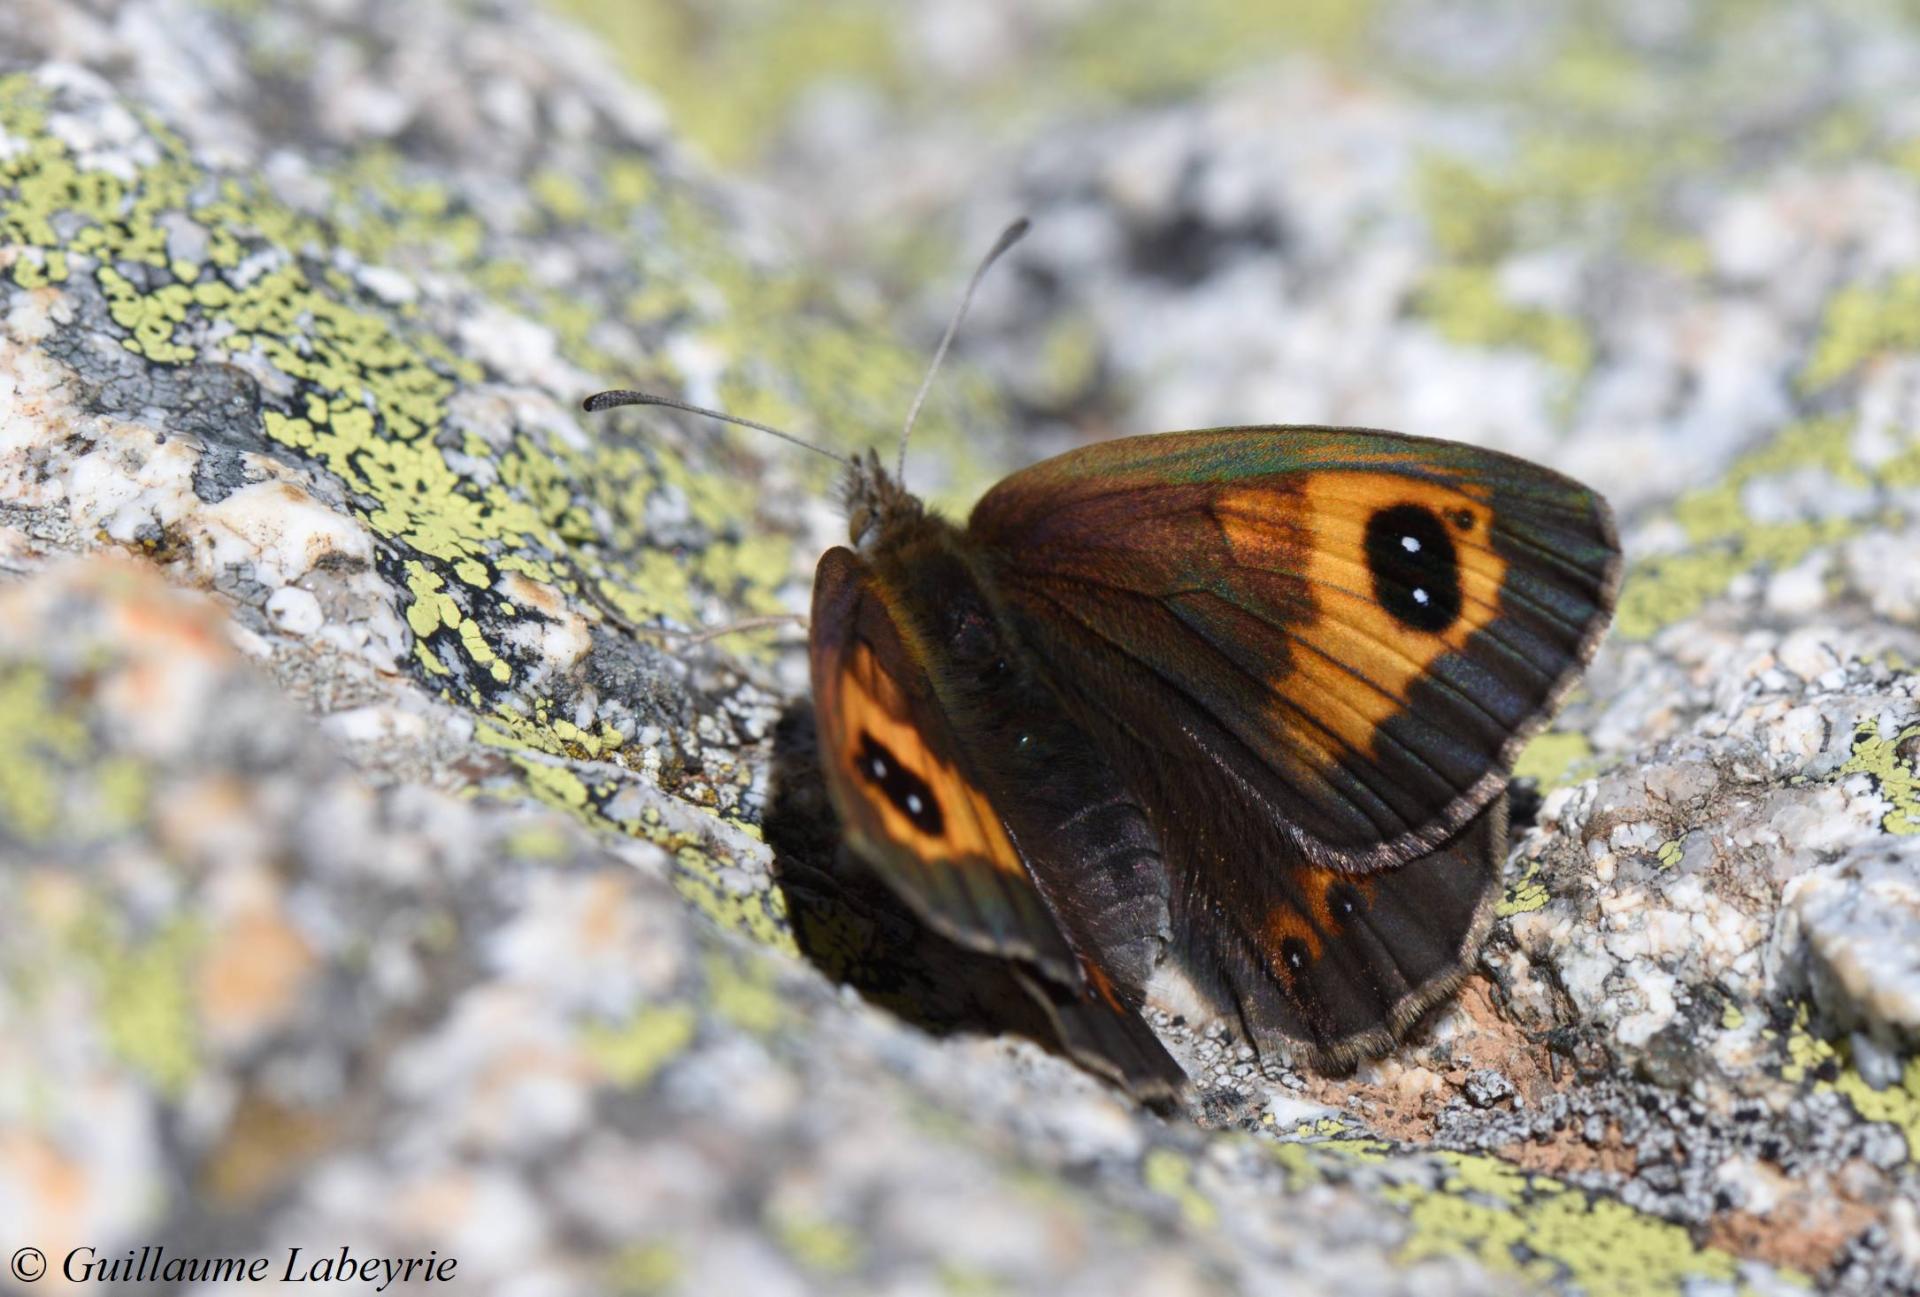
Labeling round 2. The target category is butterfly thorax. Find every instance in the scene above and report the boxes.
[841,449,928,553]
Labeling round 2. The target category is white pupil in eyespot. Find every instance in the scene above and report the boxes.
[1412,588,1430,605]
[870,757,887,778]
[906,793,924,815]
[1401,535,1421,553]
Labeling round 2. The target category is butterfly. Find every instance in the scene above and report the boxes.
[586,221,1620,1098]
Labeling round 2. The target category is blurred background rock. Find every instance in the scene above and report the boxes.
[2,2,1919,1294]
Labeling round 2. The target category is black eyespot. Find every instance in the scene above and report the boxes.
[1364,503,1462,632]
[1326,881,1364,923]
[855,732,943,834]
[1280,936,1310,973]
[1450,508,1475,531]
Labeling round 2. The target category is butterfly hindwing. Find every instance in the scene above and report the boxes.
[1187,791,1505,1067]
[968,426,1619,871]
[1067,670,1506,1067]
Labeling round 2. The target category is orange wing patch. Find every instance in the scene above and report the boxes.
[1306,868,1375,933]
[829,642,1026,877]
[1218,472,1509,767]
[1080,957,1128,1013]
[1264,869,1380,981]
[1262,903,1322,957]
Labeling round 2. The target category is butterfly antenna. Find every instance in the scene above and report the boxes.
[582,389,852,467]
[896,216,1030,481]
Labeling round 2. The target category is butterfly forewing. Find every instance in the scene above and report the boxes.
[810,547,1081,980]
[968,426,1619,871]
[810,541,1186,1095]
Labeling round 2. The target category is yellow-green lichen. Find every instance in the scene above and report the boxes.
[551,2,902,168]
[1140,1147,1218,1230]
[1269,1129,1786,1294]
[501,757,594,816]
[1,83,557,636]
[1831,1056,1920,1160]
[1271,1131,1409,1181]
[91,757,151,835]
[670,845,799,958]
[1834,719,1920,835]
[1614,417,1875,641]
[1894,135,1920,179]
[0,665,89,842]
[483,746,798,956]
[604,1243,680,1296]
[1034,315,1103,408]
[1418,155,1524,264]
[580,1005,697,1087]
[1386,1150,1754,1297]
[468,713,798,956]
[1781,1018,1919,1161]
[70,913,205,1098]
[772,1208,863,1275]
[1310,1117,1365,1139]
[502,820,573,862]
[555,0,1369,170]
[1413,265,1593,379]
[937,1262,1008,1296]
[1408,106,1714,391]
[1778,1014,1827,1085]
[704,950,786,1034]
[1804,271,1920,390]
[1050,0,1369,104]
[404,562,510,685]
[1539,34,1661,116]
[208,66,990,646]
[476,702,625,765]
[1513,730,1597,792]
[0,70,837,837]
[1498,857,1551,917]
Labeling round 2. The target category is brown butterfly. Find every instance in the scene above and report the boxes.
[587,220,1620,1098]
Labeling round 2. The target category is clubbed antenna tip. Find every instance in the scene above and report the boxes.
[579,388,850,466]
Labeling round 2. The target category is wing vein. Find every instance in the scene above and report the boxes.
[1015,565,1540,741]
[1018,581,1458,842]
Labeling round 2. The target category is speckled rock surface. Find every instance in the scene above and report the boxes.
[4,2,1920,1295]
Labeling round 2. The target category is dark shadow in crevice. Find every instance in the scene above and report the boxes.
[1507,776,1544,833]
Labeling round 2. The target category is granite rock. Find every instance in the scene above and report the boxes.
[3,2,1920,1295]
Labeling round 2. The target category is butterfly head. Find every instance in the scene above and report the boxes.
[842,447,925,552]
